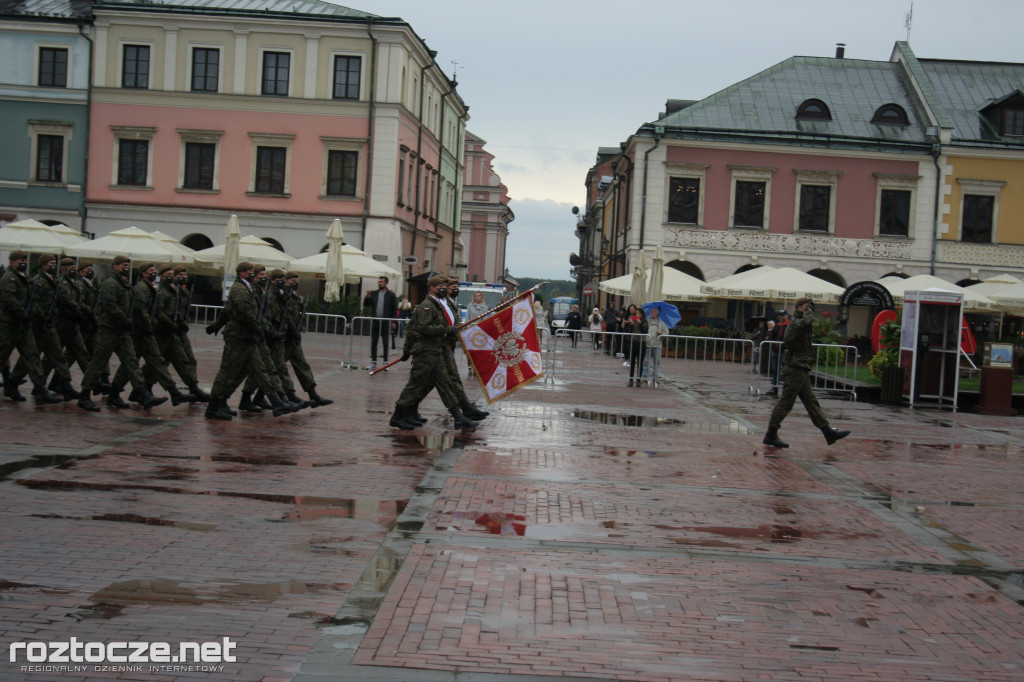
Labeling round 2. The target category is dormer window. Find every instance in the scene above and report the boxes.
[871,103,909,125]
[796,99,831,121]
[1004,108,1024,136]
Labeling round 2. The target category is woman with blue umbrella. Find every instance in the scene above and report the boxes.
[642,301,680,387]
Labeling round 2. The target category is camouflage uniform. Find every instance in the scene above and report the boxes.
[15,270,71,391]
[54,273,91,374]
[209,277,278,401]
[154,277,198,387]
[79,274,99,355]
[0,267,47,390]
[80,273,146,394]
[394,296,460,412]
[768,306,829,430]
[109,277,178,396]
[241,279,286,397]
[282,288,316,392]
[173,279,199,376]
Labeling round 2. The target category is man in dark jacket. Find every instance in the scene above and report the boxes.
[604,304,620,355]
[363,276,398,371]
[763,297,850,448]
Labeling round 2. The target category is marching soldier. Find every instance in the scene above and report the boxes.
[76,261,111,394]
[0,251,61,404]
[77,256,167,412]
[154,264,208,402]
[237,264,301,413]
[171,265,208,400]
[21,253,77,400]
[263,269,309,410]
[204,261,293,420]
[109,262,191,407]
[52,258,91,384]
[389,275,477,430]
[442,276,489,421]
[281,271,332,407]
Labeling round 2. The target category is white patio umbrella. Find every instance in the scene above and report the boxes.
[600,267,706,302]
[703,266,844,304]
[980,282,1024,312]
[195,234,294,270]
[323,218,345,303]
[65,226,193,263]
[964,273,1023,297]
[149,231,219,274]
[223,214,241,276]
[629,250,647,306]
[647,245,665,302]
[288,245,401,281]
[0,219,88,252]
[877,274,998,313]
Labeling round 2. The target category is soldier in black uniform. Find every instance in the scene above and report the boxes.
[0,251,61,404]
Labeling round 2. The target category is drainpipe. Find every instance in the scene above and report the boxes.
[638,128,662,258]
[361,19,377,246]
[436,83,454,272]
[78,20,93,237]
[929,143,942,275]
[408,56,435,281]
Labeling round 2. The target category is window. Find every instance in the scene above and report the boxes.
[879,189,911,237]
[332,56,361,100]
[1004,108,1024,136]
[326,150,357,196]
[118,140,149,186]
[957,178,1004,244]
[668,177,700,224]
[793,169,840,234]
[191,48,219,93]
[255,147,287,193]
[110,126,155,188]
[734,181,765,227]
[122,45,150,89]
[798,185,831,231]
[261,52,290,96]
[961,195,994,243]
[397,150,406,206]
[36,135,63,182]
[872,103,909,125]
[184,143,216,190]
[795,98,831,121]
[39,47,68,87]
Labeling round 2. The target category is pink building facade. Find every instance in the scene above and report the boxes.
[460,132,513,284]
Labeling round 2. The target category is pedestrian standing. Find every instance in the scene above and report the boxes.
[363,276,398,371]
[588,307,604,352]
[566,304,583,348]
[763,297,851,448]
[644,306,670,387]
[622,304,647,386]
[604,304,620,356]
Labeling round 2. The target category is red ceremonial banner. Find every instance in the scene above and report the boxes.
[458,292,544,403]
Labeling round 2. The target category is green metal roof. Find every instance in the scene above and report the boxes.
[94,0,385,20]
[919,59,1024,143]
[0,0,92,20]
[655,55,930,144]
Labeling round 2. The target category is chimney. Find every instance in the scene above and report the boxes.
[835,43,846,59]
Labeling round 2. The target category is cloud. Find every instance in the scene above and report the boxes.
[505,197,578,279]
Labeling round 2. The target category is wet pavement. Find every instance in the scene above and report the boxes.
[1,335,1023,681]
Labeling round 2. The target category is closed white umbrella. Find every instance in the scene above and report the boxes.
[223,214,241,276]
[647,245,665,302]
[629,250,647,306]
[0,219,88,252]
[600,267,706,302]
[195,234,294,270]
[65,226,192,263]
[323,218,345,303]
[288,245,401,281]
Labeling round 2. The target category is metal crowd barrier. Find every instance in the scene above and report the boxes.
[754,340,860,401]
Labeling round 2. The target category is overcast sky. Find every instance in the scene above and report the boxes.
[365,0,1024,280]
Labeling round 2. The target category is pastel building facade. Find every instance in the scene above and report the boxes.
[460,131,513,285]
[0,0,92,230]
[580,42,1024,326]
[83,0,466,285]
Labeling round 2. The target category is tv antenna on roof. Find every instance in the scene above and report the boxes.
[451,60,459,81]
[904,0,913,41]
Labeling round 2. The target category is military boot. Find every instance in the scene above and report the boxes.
[135,388,168,410]
[204,397,233,421]
[238,392,262,413]
[77,389,101,412]
[408,405,428,424]
[253,390,272,411]
[821,426,850,445]
[59,378,80,402]
[4,381,26,402]
[168,386,194,406]
[32,382,62,405]
[762,427,789,448]
[285,390,311,410]
[388,406,416,430]
[188,382,210,403]
[450,407,478,431]
[268,392,292,417]
[308,388,333,407]
[97,373,112,395]
[460,397,489,420]
[106,391,130,409]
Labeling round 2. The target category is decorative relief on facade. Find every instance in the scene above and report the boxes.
[938,241,1024,268]
[664,228,912,260]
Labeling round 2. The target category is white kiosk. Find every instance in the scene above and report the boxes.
[899,288,964,410]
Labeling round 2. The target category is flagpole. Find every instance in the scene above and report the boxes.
[369,356,403,376]
[458,282,548,330]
